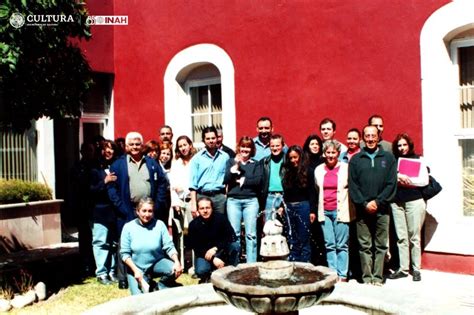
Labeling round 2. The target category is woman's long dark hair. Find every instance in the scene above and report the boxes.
[392,133,415,158]
[303,134,323,158]
[282,145,308,188]
[100,139,118,168]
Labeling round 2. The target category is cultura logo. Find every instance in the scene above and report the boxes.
[9,12,25,29]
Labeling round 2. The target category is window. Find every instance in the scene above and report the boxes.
[452,39,474,216]
[189,81,222,143]
[164,44,236,148]
[0,127,37,181]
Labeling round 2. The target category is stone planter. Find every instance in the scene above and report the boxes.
[0,200,63,254]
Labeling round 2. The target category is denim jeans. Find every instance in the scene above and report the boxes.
[391,199,426,272]
[91,212,117,277]
[321,210,349,278]
[194,243,239,280]
[264,193,284,221]
[226,197,259,263]
[127,257,175,295]
[286,201,311,262]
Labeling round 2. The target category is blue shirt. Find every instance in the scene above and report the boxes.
[189,148,229,192]
[253,137,270,161]
[120,218,177,272]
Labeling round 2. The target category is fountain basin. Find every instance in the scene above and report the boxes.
[211,262,338,314]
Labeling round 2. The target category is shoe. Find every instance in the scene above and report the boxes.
[372,281,383,287]
[97,275,113,285]
[412,271,421,281]
[388,270,409,280]
[118,280,128,289]
[198,277,210,284]
[108,273,119,283]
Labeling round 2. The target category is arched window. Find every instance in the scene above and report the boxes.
[164,44,235,147]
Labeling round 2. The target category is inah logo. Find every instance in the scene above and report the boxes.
[86,15,128,26]
[9,12,25,29]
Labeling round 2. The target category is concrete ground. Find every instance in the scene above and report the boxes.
[85,269,474,314]
[324,269,474,314]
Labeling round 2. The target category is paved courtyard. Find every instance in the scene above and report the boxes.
[86,269,474,314]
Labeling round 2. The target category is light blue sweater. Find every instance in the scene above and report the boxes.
[120,218,177,272]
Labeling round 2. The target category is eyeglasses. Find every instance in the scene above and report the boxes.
[127,142,142,147]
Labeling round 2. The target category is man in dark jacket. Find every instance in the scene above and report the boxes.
[107,131,168,288]
[188,197,238,283]
[349,125,397,286]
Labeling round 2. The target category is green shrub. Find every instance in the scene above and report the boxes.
[0,179,52,204]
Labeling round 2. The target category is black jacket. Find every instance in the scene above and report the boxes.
[188,212,236,261]
[349,148,397,214]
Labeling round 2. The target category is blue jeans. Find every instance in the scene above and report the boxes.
[194,243,239,280]
[286,201,311,262]
[264,193,284,221]
[321,210,349,278]
[91,217,116,277]
[127,257,175,295]
[227,197,259,263]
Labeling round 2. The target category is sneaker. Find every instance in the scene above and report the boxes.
[97,275,113,285]
[412,271,421,282]
[372,281,383,287]
[387,270,409,280]
[108,273,119,283]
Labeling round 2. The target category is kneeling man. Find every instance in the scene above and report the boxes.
[188,197,238,283]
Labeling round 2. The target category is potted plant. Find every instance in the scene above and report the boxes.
[0,179,63,254]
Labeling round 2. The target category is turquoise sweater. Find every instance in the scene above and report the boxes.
[120,218,177,272]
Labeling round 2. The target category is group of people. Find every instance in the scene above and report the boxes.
[74,114,430,295]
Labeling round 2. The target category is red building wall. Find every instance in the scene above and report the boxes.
[83,1,474,274]
[100,0,449,147]
[81,0,114,74]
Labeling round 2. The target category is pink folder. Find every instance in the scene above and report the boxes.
[398,159,421,177]
[397,158,429,187]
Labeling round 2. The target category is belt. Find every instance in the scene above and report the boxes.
[268,191,283,195]
[197,189,225,197]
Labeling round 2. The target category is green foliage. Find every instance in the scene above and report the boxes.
[0,179,52,204]
[0,0,92,131]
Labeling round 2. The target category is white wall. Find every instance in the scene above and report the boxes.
[420,0,474,255]
[35,118,56,198]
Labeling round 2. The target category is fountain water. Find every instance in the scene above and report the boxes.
[211,217,338,314]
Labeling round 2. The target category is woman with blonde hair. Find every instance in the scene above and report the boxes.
[315,140,354,281]
[120,198,182,295]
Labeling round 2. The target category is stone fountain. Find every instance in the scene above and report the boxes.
[211,218,338,314]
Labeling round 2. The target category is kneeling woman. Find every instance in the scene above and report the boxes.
[120,198,183,295]
[315,140,354,281]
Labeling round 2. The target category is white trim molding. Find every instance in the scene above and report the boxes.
[420,0,474,255]
[35,117,56,198]
[163,44,236,147]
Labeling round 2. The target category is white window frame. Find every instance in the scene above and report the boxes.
[451,38,474,139]
[163,44,235,148]
[186,78,222,145]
